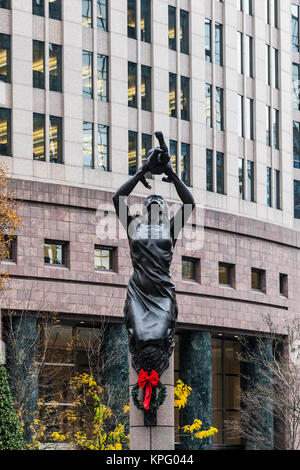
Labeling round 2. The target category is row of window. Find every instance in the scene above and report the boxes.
[0,0,62,20]
[4,237,289,298]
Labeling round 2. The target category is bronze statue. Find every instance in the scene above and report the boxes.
[113,132,195,382]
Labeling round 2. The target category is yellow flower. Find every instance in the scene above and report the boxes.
[123,404,130,413]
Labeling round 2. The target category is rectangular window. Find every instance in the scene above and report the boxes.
[168,6,176,51]
[95,246,114,271]
[274,169,281,210]
[0,1,10,9]
[0,107,11,157]
[49,0,61,20]
[266,44,271,85]
[97,54,108,101]
[266,106,271,146]
[273,108,279,149]
[33,113,45,161]
[267,166,272,207]
[216,152,225,194]
[215,22,223,66]
[251,268,265,292]
[216,87,224,131]
[169,73,177,117]
[247,160,255,202]
[169,140,178,173]
[44,240,67,266]
[246,98,254,141]
[0,33,11,83]
[245,35,253,77]
[273,0,279,28]
[141,65,151,111]
[49,116,63,164]
[182,257,199,281]
[181,76,190,121]
[237,95,244,137]
[294,121,300,169]
[181,143,190,186]
[206,149,213,192]
[128,130,137,176]
[33,0,44,16]
[49,43,62,93]
[97,0,108,31]
[279,273,288,297]
[266,0,270,24]
[205,19,212,62]
[82,0,92,28]
[128,62,137,108]
[272,48,279,89]
[237,32,243,75]
[180,9,189,55]
[294,180,300,219]
[128,0,137,39]
[219,263,235,287]
[239,157,245,200]
[83,121,93,168]
[206,84,212,128]
[3,235,16,262]
[82,50,93,99]
[97,124,109,171]
[33,40,45,89]
[245,0,253,15]
[292,63,300,110]
[141,0,151,43]
[292,4,299,52]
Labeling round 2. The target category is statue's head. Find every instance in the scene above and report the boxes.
[142,194,169,225]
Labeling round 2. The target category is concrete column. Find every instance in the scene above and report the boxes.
[129,354,174,450]
[6,316,38,443]
[102,323,129,421]
[241,337,274,450]
[180,331,212,450]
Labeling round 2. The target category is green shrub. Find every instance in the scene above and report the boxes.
[0,364,25,450]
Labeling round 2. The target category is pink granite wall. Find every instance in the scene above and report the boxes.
[1,179,298,336]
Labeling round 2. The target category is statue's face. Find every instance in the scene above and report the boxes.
[144,194,168,215]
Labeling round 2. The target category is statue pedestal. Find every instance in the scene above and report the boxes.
[129,354,174,450]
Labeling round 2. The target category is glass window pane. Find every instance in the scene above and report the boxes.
[224,341,240,375]
[216,87,224,131]
[266,106,271,146]
[83,121,93,168]
[182,258,195,280]
[97,54,108,101]
[181,142,190,186]
[246,98,254,140]
[292,63,300,110]
[0,107,11,156]
[128,0,137,39]
[273,108,279,149]
[239,157,244,199]
[33,0,44,16]
[206,149,213,192]
[272,48,279,89]
[97,0,108,31]
[205,19,212,62]
[274,169,281,210]
[169,139,178,173]
[82,0,92,28]
[141,0,151,43]
[95,247,112,270]
[33,113,45,161]
[168,6,176,51]
[128,130,137,176]
[266,44,270,85]
[169,72,177,117]
[245,35,253,77]
[82,50,93,99]
[181,76,190,121]
[141,65,151,111]
[215,22,223,66]
[33,40,45,89]
[44,242,65,265]
[49,43,62,92]
[180,9,189,55]
[0,33,10,83]
[219,263,231,285]
[294,121,300,169]
[217,152,225,194]
[97,124,109,171]
[49,116,63,164]
[128,62,137,108]
[294,180,300,219]
[206,84,212,128]
[237,32,243,74]
[267,166,272,207]
[0,1,10,9]
[292,4,299,52]
[49,0,61,20]
[237,95,244,137]
[247,160,255,202]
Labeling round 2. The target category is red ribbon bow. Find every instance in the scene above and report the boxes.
[138,369,159,410]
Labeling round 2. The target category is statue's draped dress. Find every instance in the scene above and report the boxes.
[124,221,178,376]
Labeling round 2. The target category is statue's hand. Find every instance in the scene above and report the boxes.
[141,159,150,174]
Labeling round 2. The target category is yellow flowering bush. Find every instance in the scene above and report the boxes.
[174,380,192,409]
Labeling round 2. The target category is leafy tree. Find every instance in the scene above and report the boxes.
[0,364,25,450]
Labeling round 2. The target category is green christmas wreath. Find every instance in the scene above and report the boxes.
[131,380,167,412]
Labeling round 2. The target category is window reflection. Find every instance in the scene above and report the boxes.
[97,54,108,101]
[33,113,45,161]
[33,0,44,16]
[0,107,11,156]
[49,0,61,20]
[169,73,177,117]
[49,43,62,92]
[97,0,108,31]
[94,246,113,271]
[49,116,63,164]
[141,0,151,43]
[128,130,137,176]
[181,142,190,186]
[82,50,93,99]
[97,124,109,171]
[168,6,176,51]
[141,65,151,111]
[0,33,11,83]
[128,0,137,39]
[128,62,137,108]
[33,40,45,89]
[83,121,93,168]
[82,0,92,28]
